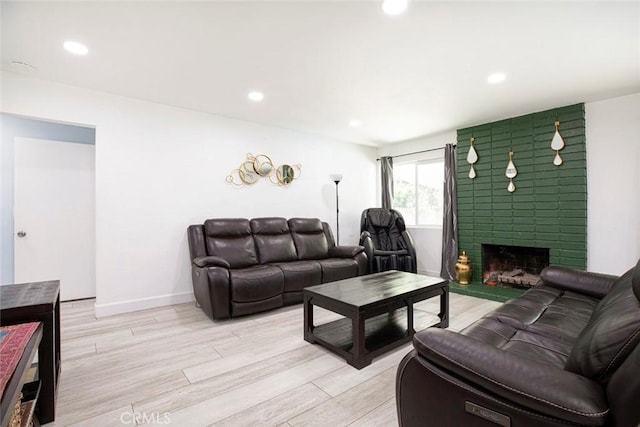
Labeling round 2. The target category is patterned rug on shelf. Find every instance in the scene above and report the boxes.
[449,282,525,303]
[0,322,40,396]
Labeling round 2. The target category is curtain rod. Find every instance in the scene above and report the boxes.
[376,144,455,161]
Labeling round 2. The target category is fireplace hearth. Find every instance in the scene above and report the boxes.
[482,244,550,289]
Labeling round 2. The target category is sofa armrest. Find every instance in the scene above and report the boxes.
[540,266,618,299]
[193,256,231,269]
[413,328,609,425]
[328,245,365,258]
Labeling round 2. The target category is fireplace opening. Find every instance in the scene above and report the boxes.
[482,244,550,289]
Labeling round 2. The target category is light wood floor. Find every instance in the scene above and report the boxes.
[44,293,501,426]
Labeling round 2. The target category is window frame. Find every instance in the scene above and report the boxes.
[393,157,444,228]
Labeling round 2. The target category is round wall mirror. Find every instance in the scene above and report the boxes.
[277,164,295,185]
[252,155,274,176]
[239,161,258,184]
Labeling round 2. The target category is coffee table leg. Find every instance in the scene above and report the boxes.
[438,287,449,328]
[303,294,315,343]
[350,314,370,369]
[406,301,415,335]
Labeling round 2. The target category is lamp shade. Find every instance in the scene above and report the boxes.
[329,173,343,183]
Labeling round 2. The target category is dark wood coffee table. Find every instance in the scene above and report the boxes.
[303,271,448,369]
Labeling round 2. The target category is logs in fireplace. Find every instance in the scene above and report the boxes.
[482,244,550,289]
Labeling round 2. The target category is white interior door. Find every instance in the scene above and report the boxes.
[14,137,95,301]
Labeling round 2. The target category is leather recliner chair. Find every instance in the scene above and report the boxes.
[359,208,417,274]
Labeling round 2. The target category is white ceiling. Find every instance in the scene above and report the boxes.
[2,1,639,146]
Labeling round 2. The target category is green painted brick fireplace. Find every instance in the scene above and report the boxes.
[456,103,587,287]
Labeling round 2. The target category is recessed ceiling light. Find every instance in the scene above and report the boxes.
[349,119,363,128]
[248,91,265,102]
[382,0,408,16]
[488,72,506,84]
[63,41,88,56]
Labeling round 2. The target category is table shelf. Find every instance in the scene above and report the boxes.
[312,308,437,354]
[0,325,42,427]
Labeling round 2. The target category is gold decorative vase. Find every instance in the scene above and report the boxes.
[455,251,473,285]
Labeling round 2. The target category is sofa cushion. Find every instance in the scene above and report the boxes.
[250,218,298,264]
[565,261,640,383]
[273,260,322,292]
[541,266,618,299]
[204,218,258,268]
[289,218,329,260]
[229,265,284,303]
[462,285,599,368]
[318,258,359,283]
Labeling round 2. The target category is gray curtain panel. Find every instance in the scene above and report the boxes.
[440,144,458,281]
[380,156,394,209]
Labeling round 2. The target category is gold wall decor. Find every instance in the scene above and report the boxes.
[466,137,478,179]
[226,152,302,187]
[550,121,565,166]
[505,151,517,193]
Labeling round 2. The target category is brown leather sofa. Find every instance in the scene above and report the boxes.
[396,259,640,427]
[187,217,367,320]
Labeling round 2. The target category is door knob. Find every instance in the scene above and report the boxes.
[17,231,27,238]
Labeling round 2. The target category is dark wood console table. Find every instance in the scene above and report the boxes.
[1,281,61,424]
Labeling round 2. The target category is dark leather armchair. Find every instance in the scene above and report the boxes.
[359,208,417,274]
[396,259,640,426]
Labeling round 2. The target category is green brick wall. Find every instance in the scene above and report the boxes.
[456,104,586,285]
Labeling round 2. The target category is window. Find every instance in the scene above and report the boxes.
[393,159,444,226]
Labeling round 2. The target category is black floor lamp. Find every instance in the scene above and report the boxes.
[329,173,343,245]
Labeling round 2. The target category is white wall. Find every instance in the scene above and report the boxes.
[586,93,640,275]
[0,72,377,316]
[377,131,457,276]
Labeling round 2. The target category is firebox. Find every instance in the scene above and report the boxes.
[482,244,550,289]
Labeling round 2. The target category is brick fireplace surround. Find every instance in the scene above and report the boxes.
[456,103,587,288]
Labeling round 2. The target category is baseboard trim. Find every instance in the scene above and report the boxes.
[95,291,194,318]
[418,269,441,277]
